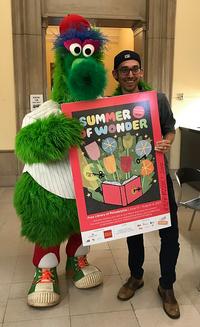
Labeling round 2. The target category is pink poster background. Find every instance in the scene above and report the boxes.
[62,91,170,236]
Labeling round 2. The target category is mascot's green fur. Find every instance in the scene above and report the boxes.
[14,14,108,307]
[14,15,107,248]
[14,174,79,247]
[15,114,83,164]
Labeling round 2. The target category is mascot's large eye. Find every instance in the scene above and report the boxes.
[82,44,95,57]
[69,43,82,56]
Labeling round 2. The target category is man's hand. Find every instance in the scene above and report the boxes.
[155,139,171,153]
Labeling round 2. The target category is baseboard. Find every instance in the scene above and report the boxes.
[0,150,19,187]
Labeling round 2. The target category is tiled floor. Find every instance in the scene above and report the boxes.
[0,182,200,326]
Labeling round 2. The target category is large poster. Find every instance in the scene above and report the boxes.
[62,91,171,245]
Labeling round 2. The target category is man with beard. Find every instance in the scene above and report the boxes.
[112,50,180,319]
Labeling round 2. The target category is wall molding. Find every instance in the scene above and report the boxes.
[0,150,19,187]
[146,0,177,100]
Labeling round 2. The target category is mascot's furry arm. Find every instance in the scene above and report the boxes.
[15,113,83,164]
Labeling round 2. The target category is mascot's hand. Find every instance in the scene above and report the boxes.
[15,113,83,164]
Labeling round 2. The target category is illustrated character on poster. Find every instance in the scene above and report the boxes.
[14,14,108,307]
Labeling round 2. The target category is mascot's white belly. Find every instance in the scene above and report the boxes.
[22,100,75,199]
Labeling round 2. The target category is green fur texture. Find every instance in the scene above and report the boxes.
[68,58,107,100]
[51,50,107,103]
[14,173,80,248]
[138,80,152,91]
[51,50,75,104]
[15,113,83,164]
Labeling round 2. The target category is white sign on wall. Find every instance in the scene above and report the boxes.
[30,94,43,111]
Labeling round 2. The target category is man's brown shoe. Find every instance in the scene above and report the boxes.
[117,276,144,301]
[158,285,180,319]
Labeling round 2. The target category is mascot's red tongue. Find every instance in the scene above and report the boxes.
[59,14,91,34]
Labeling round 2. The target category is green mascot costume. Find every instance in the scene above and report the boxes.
[14,14,107,307]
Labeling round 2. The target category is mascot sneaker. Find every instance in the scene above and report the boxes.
[28,267,60,307]
[66,255,103,288]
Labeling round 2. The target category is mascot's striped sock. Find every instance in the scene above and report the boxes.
[33,244,60,268]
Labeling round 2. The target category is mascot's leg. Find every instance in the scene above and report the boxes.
[14,173,73,307]
[28,244,60,307]
[14,173,103,301]
[66,233,103,288]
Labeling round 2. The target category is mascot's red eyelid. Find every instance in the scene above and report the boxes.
[82,39,100,51]
[64,39,82,50]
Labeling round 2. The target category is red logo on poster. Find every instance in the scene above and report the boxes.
[104,230,112,239]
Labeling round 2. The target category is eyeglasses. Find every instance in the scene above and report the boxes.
[118,66,141,76]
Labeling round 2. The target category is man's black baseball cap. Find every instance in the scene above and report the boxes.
[114,50,141,70]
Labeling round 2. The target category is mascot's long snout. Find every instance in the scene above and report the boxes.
[68,57,107,101]
[52,14,108,103]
